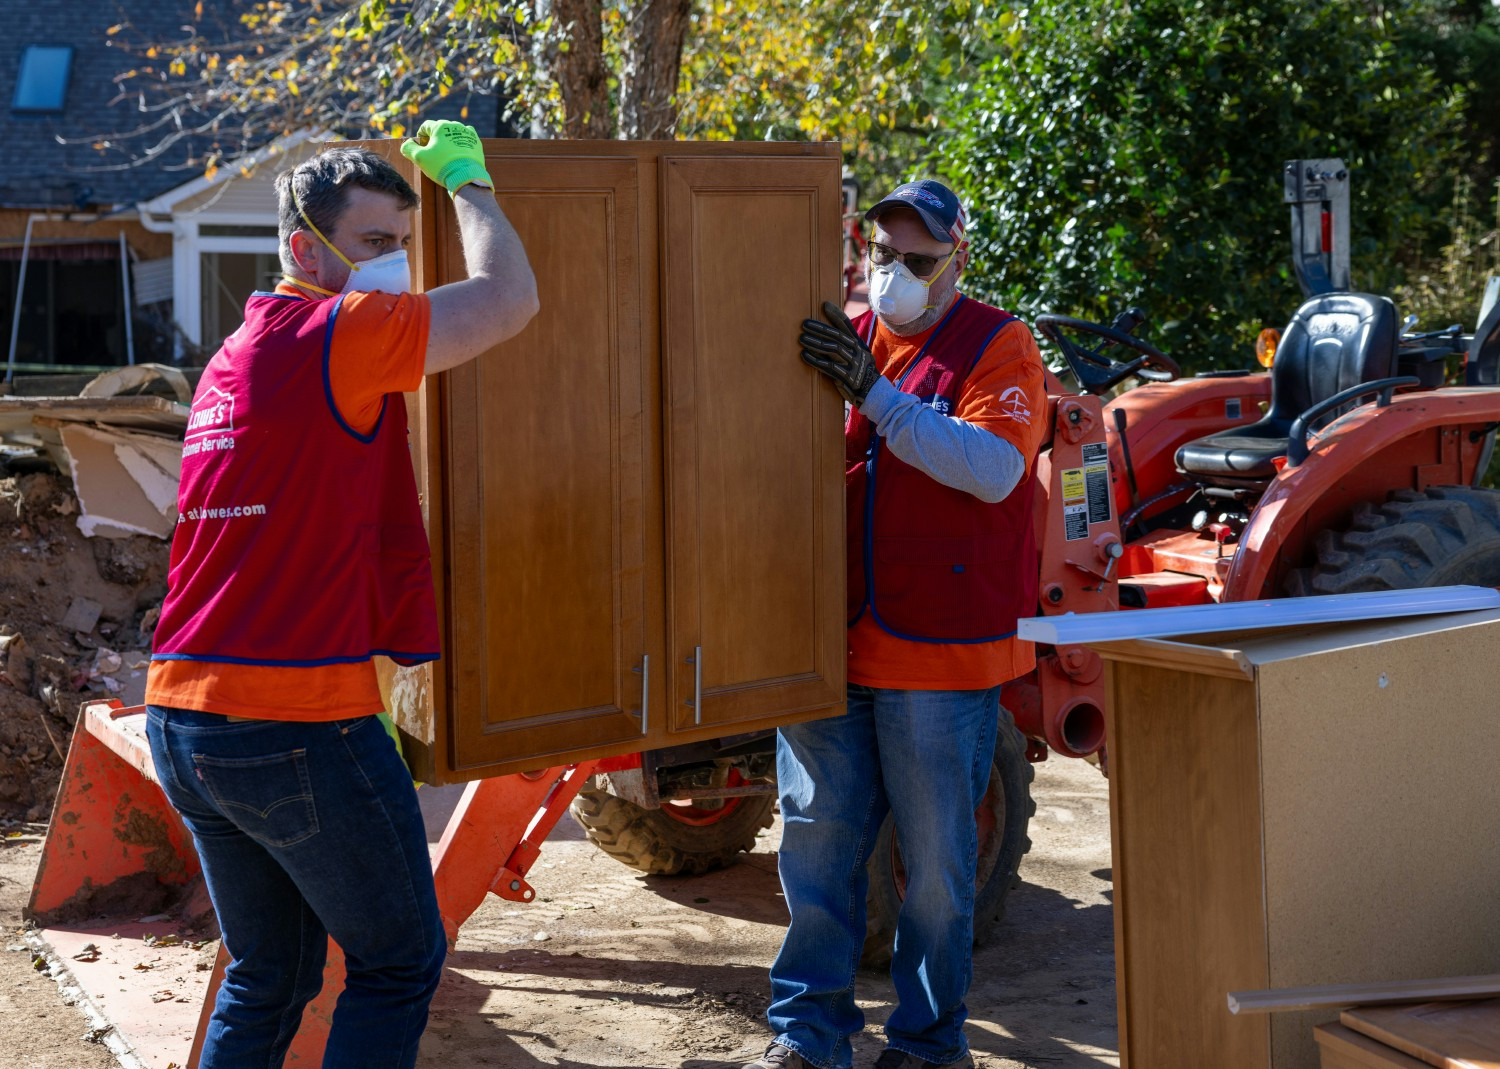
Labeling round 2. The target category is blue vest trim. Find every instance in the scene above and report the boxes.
[152,650,441,668]
[320,293,387,445]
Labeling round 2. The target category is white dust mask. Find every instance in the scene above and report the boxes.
[868,260,931,324]
[285,190,412,298]
[867,244,959,326]
[340,249,411,295]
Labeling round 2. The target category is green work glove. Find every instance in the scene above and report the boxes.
[399,120,493,196]
[376,710,423,789]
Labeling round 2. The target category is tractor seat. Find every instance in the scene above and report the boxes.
[1176,292,1398,479]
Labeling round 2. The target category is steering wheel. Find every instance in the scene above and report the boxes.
[1034,314,1182,394]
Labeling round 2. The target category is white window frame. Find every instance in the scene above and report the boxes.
[135,130,323,359]
[173,211,282,351]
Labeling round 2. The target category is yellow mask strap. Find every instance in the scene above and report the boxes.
[918,244,962,289]
[292,188,357,272]
[281,275,340,298]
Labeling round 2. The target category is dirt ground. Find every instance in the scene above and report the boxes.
[0,755,1116,1069]
[0,472,168,823]
[0,473,1117,1068]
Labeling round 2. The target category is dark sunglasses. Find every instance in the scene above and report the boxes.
[867,239,954,279]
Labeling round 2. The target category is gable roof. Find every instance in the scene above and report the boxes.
[137,129,322,221]
[0,0,505,212]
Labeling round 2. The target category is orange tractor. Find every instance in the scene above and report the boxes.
[569,157,1500,957]
[1014,157,1500,764]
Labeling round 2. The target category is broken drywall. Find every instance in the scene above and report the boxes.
[53,423,182,539]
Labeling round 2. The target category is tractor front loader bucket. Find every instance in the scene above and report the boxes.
[29,701,200,920]
[27,700,211,1066]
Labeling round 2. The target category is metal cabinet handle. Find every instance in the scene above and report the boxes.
[630,655,649,733]
[685,645,702,725]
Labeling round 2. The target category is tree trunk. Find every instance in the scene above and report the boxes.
[618,0,693,140]
[541,0,612,138]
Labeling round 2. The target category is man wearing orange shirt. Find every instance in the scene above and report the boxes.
[144,122,537,1069]
[752,180,1047,1069]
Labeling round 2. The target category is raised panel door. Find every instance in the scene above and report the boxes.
[441,157,653,775]
[659,156,846,731]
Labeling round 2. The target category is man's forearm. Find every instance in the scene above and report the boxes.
[423,187,540,374]
[452,185,538,332]
[860,378,1026,503]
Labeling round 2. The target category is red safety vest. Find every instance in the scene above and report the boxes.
[846,295,1038,643]
[153,292,440,667]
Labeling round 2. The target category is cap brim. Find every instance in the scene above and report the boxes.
[864,198,954,244]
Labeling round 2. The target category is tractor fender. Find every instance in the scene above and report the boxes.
[1104,374,1270,518]
[1223,388,1500,601]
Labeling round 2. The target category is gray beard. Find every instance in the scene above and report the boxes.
[880,287,959,337]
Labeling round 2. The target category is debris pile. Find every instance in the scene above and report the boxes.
[0,472,169,822]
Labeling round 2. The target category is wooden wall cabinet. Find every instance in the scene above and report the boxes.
[366,140,846,783]
[1092,609,1500,1069]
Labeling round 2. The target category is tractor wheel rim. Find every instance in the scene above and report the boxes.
[659,769,750,827]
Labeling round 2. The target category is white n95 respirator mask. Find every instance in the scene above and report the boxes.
[286,189,413,297]
[339,249,411,295]
[868,260,933,324]
[867,241,960,325]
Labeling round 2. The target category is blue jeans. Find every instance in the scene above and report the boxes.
[145,706,446,1069]
[769,684,1000,1069]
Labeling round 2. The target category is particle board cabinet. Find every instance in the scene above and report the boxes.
[361,139,846,783]
[1090,609,1500,1069]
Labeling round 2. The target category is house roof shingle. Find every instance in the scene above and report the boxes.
[0,0,504,212]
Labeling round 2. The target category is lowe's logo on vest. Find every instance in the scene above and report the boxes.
[921,394,953,415]
[187,387,234,440]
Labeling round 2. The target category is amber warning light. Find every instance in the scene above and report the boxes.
[1255,327,1280,368]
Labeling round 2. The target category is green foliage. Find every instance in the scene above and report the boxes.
[676,0,1009,193]
[1392,1,1500,332]
[943,0,1469,371]
[1407,1,1500,192]
[1395,174,1500,335]
[97,0,1005,191]
[101,0,541,171]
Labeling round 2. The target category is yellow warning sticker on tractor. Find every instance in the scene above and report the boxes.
[1061,468,1086,503]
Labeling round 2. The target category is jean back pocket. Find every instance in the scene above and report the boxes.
[193,748,320,848]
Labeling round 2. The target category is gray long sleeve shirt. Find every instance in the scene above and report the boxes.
[858,376,1027,504]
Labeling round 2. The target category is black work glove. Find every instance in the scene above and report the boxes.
[799,301,880,406]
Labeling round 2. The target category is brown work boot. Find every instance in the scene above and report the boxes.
[746,1042,815,1069]
[872,1050,974,1069]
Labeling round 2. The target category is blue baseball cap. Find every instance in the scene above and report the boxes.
[865,179,967,245]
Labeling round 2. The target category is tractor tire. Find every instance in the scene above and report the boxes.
[1284,487,1500,595]
[569,781,776,877]
[860,707,1036,970]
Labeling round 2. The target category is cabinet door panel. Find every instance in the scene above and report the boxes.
[444,158,650,773]
[661,157,845,730]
